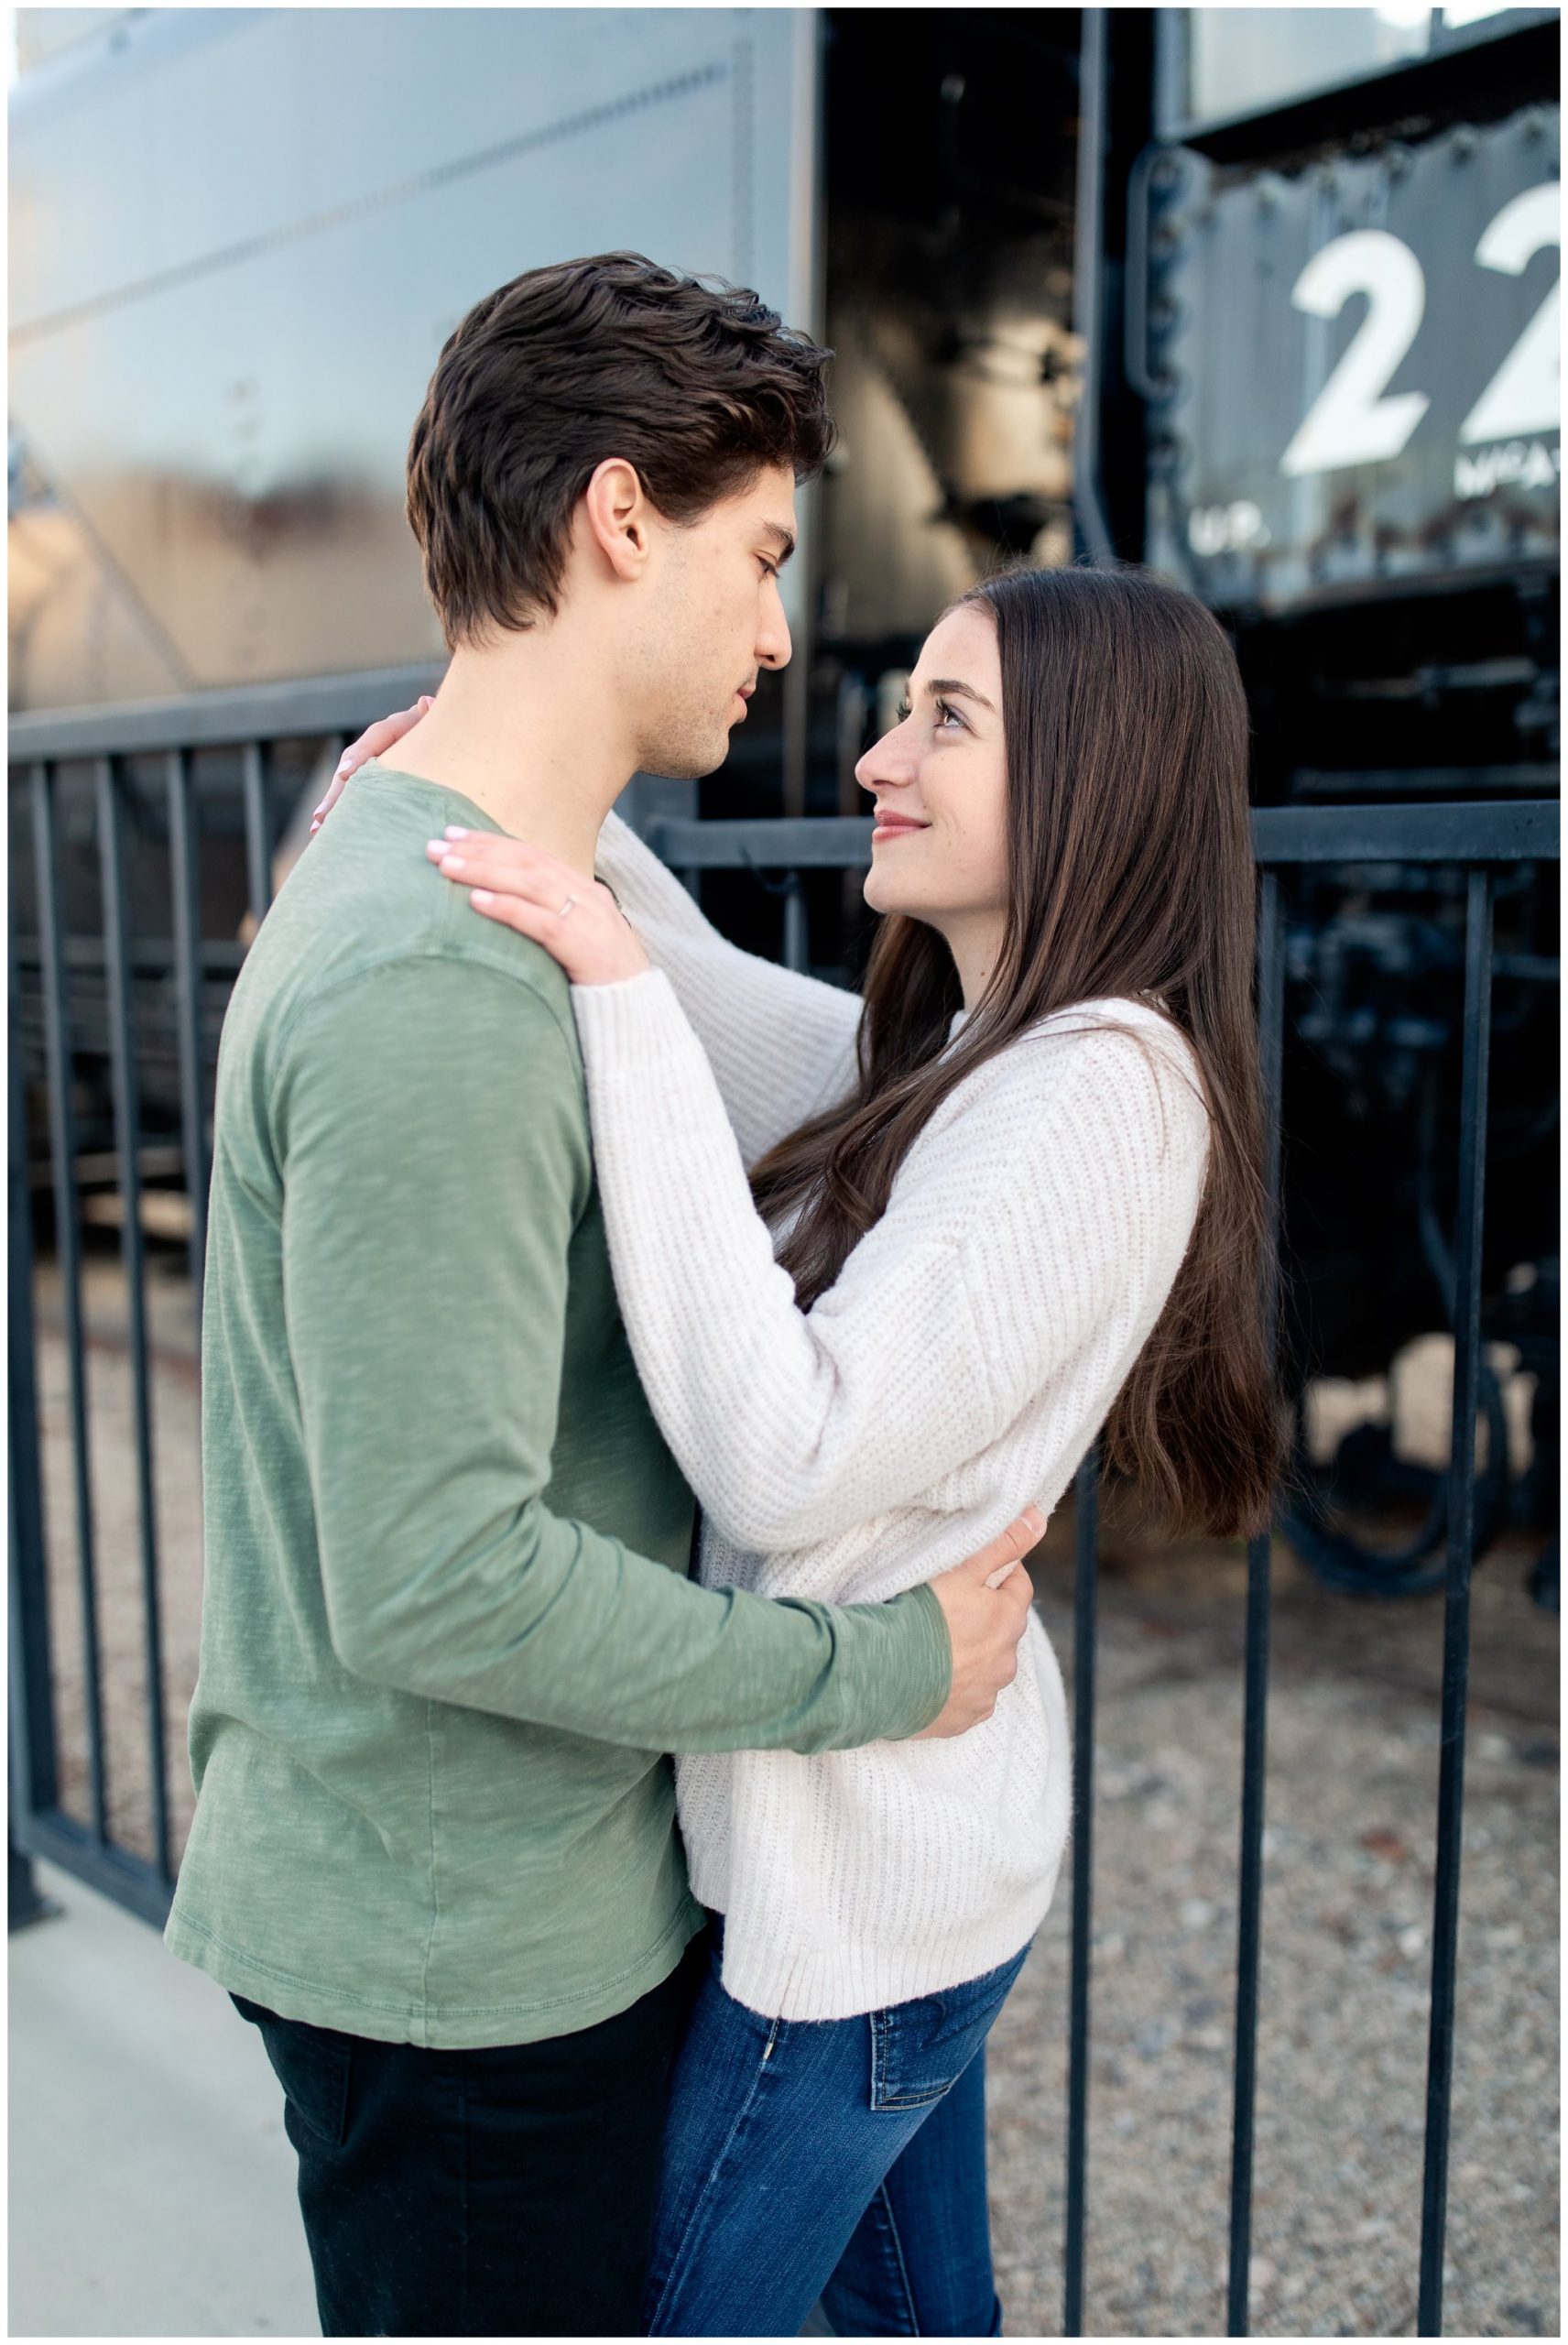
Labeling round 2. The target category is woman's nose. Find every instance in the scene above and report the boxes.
[855,734,913,794]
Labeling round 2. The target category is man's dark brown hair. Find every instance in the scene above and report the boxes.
[406,251,834,649]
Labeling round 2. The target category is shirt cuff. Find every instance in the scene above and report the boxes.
[881,1581,953,1738]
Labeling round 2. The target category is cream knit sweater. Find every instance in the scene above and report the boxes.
[573,812,1211,2021]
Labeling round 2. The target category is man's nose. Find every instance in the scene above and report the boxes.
[757,598,791,671]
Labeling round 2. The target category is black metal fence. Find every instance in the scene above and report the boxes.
[7,681,1559,2339]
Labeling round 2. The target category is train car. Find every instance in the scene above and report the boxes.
[1117,7,1559,1592]
[8,5,1559,1592]
[8,2,822,1167]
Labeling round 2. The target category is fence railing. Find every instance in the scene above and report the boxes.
[7,682,1559,2339]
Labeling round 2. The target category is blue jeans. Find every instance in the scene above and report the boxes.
[645,1920,1031,2337]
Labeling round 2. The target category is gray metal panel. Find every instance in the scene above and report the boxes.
[1145,104,1560,611]
[8,7,818,709]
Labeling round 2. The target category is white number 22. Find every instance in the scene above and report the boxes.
[1279,184,1560,478]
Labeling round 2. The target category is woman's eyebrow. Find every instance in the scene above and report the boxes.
[923,675,996,715]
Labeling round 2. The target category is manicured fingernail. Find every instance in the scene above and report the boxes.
[310,819,321,835]
[470,888,494,906]
[444,825,469,840]
[441,855,466,874]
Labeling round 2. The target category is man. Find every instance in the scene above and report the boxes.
[167,252,1040,2338]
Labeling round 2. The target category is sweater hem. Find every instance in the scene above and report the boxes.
[698,1860,1066,2023]
[165,1892,706,2049]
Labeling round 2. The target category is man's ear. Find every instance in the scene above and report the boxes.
[581,457,653,584]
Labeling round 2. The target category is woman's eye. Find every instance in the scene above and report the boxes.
[759,560,779,581]
[933,697,964,730]
[895,698,912,723]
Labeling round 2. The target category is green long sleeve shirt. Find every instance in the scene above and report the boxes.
[164,767,952,2047]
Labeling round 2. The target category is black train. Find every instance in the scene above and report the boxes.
[1123,12,1557,1598]
[780,8,1559,1599]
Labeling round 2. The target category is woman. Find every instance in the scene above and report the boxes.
[326,562,1281,2336]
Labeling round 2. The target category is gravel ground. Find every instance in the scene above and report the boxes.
[989,1518,1557,2340]
[23,1247,1560,2340]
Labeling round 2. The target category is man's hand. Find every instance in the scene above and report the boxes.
[913,1506,1046,1740]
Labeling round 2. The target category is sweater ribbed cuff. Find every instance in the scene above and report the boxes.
[569,967,691,1074]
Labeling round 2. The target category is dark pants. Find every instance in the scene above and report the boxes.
[232,1934,703,2338]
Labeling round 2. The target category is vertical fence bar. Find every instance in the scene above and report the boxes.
[1062,1437,1101,2338]
[241,740,272,927]
[166,748,209,1310]
[96,757,172,1885]
[1226,867,1287,2333]
[9,885,60,1925]
[781,873,808,973]
[8,1796,50,1929]
[1417,867,1493,2336]
[30,760,109,1843]
[782,643,810,821]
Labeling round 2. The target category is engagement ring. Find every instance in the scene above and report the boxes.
[558,895,578,918]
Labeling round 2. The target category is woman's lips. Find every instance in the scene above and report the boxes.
[872,814,930,838]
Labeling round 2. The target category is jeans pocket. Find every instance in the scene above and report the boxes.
[868,1942,1032,2111]
[234,1996,354,2148]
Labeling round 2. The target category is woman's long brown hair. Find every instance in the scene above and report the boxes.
[749,562,1285,1541]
